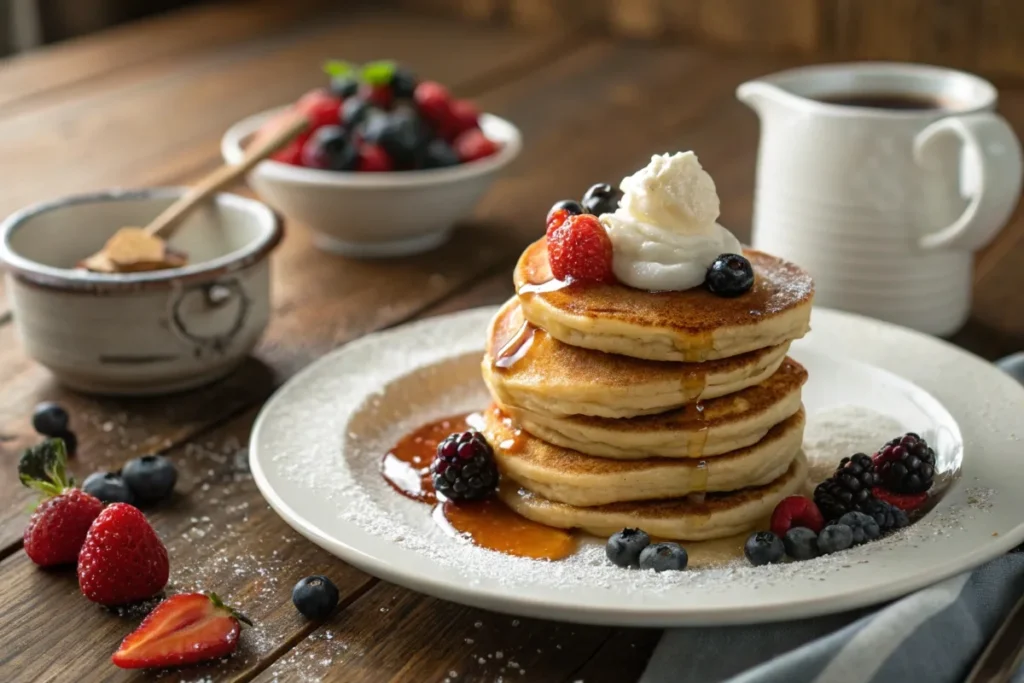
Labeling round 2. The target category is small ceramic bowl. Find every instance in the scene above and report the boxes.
[221,107,522,258]
[0,189,282,396]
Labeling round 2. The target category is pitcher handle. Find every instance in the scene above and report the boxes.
[913,112,1023,251]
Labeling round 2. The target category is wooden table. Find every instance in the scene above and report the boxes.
[0,2,1022,681]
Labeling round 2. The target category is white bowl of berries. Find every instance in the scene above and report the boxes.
[222,60,521,259]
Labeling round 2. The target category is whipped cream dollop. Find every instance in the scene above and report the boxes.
[600,152,742,291]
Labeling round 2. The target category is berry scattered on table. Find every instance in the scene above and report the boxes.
[770,495,825,537]
[605,528,651,568]
[82,471,136,505]
[581,183,622,216]
[546,214,616,284]
[871,487,928,513]
[292,575,340,620]
[261,62,500,171]
[705,253,755,297]
[783,527,819,560]
[744,531,785,566]
[112,592,250,669]
[813,453,880,520]
[860,497,910,531]
[638,542,688,572]
[122,455,178,505]
[430,430,499,502]
[32,401,69,437]
[817,524,854,554]
[875,433,936,494]
[78,503,169,605]
[22,445,102,567]
[546,200,584,226]
[837,511,881,545]
[57,430,78,457]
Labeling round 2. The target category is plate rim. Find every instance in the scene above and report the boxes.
[250,305,1024,626]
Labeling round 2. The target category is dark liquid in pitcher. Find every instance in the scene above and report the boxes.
[817,93,948,111]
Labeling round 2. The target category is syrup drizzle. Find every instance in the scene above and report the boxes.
[517,278,572,298]
[381,412,576,560]
[493,321,543,370]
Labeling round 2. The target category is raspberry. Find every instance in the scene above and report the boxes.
[430,431,498,502]
[414,81,451,127]
[770,496,825,537]
[271,139,306,166]
[546,214,615,284]
[453,128,498,163]
[295,90,342,130]
[363,84,393,110]
[875,433,935,494]
[447,99,480,137]
[357,143,394,172]
[871,487,928,513]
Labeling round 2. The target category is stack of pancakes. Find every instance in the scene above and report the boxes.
[480,240,815,541]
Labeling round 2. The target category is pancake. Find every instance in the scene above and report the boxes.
[495,357,807,459]
[514,240,813,362]
[499,452,808,541]
[485,405,805,506]
[482,298,790,418]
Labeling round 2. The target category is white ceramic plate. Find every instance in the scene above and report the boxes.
[250,306,1024,626]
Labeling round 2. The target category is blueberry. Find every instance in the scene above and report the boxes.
[330,76,360,100]
[546,200,584,224]
[390,67,418,100]
[55,430,77,457]
[706,254,755,297]
[341,97,372,127]
[744,531,785,566]
[817,524,854,554]
[422,139,460,169]
[378,113,427,168]
[302,126,358,171]
[122,454,177,505]
[82,471,135,505]
[783,527,819,560]
[32,402,69,437]
[638,542,688,572]
[605,528,651,568]
[292,575,339,620]
[838,511,881,544]
[359,110,390,144]
[581,183,622,216]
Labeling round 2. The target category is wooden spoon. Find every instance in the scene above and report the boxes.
[81,114,308,273]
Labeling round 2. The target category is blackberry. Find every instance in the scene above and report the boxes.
[431,430,499,502]
[877,433,935,494]
[860,498,910,532]
[813,453,880,520]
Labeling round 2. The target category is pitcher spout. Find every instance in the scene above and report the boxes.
[735,80,791,119]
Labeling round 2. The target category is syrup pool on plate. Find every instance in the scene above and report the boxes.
[380,412,576,560]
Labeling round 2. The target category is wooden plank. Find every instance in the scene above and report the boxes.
[0,0,333,113]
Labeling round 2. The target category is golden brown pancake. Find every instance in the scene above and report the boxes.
[484,405,805,506]
[483,297,790,418]
[499,452,809,541]
[514,240,814,361]
[496,357,807,459]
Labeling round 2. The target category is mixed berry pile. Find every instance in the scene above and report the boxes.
[602,432,937,571]
[17,402,341,671]
[263,60,500,172]
[543,186,755,296]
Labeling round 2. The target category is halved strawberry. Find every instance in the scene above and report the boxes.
[112,593,251,669]
[871,487,928,512]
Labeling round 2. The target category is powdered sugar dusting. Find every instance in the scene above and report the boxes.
[252,308,1001,618]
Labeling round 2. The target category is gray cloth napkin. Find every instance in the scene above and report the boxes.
[641,553,1024,683]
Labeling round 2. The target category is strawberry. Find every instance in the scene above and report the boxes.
[271,139,306,166]
[357,143,394,172]
[447,99,480,137]
[770,495,825,537]
[112,593,251,669]
[871,487,928,512]
[22,440,103,567]
[414,81,452,127]
[294,89,342,131]
[453,128,499,163]
[546,208,571,237]
[78,503,169,605]
[546,214,616,284]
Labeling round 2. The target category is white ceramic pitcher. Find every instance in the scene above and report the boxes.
[738,63,1022,336]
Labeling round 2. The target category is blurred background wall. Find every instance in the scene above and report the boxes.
[3,0,1024,80]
